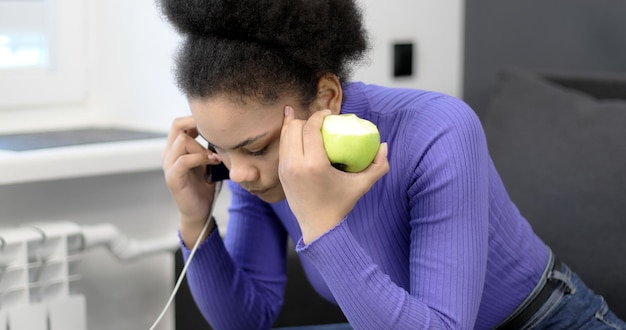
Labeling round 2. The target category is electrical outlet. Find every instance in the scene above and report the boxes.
[393,43,414,78]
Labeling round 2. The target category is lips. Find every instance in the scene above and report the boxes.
[247,188,270,195]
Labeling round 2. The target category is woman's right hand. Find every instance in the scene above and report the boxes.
[163,116,223,246]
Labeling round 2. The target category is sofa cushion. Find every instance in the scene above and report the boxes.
[482,69,626,316]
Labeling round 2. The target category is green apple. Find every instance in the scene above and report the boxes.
[321,114,380,173]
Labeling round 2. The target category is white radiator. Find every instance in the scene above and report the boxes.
[0,221,178,330]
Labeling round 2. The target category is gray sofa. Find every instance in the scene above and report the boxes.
[482,69,626,318]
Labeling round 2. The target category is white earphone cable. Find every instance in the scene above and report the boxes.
[149,180,224,330]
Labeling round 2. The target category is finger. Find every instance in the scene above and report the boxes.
[167,132,208,163]
[164,152,213,186]
[302,109,332,164]
[279,105,296,141]
[164,132,211,169]
[279,106,305,171]
[165,116,198,150]
[170,153,212,174]
[164,117,197,162]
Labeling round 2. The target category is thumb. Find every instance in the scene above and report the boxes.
[360,142,390,182]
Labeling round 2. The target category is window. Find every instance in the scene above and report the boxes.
[0,34,49,69]
[0,0,86,109]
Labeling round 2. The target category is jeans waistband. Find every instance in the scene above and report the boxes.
[495,251,564,329]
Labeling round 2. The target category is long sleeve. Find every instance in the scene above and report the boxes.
[296,94,490,329]
[181,182,289,330]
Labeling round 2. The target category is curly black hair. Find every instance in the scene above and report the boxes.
[157,0,369,106]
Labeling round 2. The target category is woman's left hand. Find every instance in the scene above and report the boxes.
[279,106,389,244]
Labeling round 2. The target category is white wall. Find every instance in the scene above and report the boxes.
[0,1,464,329]
[355,0,465,97]
[90,0,189,130]
[0,0,464,132]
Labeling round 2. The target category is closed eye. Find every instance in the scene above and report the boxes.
[247,146,268,157]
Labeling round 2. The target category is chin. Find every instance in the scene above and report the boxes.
[258,189,286,204]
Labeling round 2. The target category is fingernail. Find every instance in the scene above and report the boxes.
[284,106,292,117]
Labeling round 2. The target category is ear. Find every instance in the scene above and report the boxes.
[314,74,343,115]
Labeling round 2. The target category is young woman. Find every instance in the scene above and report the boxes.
[159,0,626,329]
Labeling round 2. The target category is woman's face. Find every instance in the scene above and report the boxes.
[190,94,310,203]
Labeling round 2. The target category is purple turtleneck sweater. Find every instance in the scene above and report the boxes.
[181,82,549,329]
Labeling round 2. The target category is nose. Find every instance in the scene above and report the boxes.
[227,156,259,184]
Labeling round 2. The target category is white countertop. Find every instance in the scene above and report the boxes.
[0,138,167,185]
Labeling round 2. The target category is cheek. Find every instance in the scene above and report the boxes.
[259,149,281,179]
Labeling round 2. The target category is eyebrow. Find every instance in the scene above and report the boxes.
[201,131,268,151]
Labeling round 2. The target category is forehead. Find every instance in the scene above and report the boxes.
[189,95,285,147]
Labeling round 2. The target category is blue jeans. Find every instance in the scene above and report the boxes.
[516,261,626,330]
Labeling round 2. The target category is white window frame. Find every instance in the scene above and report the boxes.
[0,0,86,109]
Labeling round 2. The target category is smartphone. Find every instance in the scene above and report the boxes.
[206,144,230,182]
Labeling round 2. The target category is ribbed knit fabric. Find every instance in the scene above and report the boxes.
[181,82,550,329]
